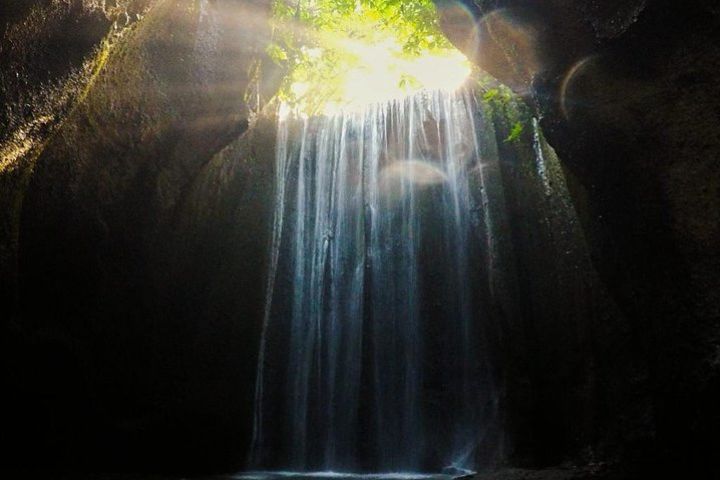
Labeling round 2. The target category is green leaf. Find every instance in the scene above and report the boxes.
[505,121,524,143]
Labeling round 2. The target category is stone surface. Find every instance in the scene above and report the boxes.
[2,0,277,472]
[435,0,720,475]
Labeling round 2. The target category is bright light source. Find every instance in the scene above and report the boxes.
[287,35,471,116]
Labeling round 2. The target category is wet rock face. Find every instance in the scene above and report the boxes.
[3,0,277,472]
[436,0,720,475]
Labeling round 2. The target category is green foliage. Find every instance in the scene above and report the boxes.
[475,75,529,144]
[482,88,499,102]
[505,121,524,143]
[268,0,453,114]
[272,0,448,53]
[477,76,516,110]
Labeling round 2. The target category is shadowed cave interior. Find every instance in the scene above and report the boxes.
[1,1,719,479]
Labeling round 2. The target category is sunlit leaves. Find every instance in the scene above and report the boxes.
[268,0,456,115]
[504,121,524,143]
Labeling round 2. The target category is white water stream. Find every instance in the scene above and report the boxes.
[251,89,499,474]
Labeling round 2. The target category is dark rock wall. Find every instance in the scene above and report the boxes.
[436,0,720,475]
[471,88,627,471]
[3,0,277,472]
[1,0,154,332]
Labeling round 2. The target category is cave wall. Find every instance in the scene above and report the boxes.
[1,0,155,333]
[467,87,629,471]
[2,0,277,472]
[436,0,720,474]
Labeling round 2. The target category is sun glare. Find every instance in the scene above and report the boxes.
[288,37,471,116]
[272,0,472,117]
[311,38,471,115]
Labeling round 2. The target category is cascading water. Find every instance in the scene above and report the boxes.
[251,88,498,474]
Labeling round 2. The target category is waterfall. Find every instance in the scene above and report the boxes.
[251,88,495,474]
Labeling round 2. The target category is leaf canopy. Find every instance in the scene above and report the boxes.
[269,0,460,115]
